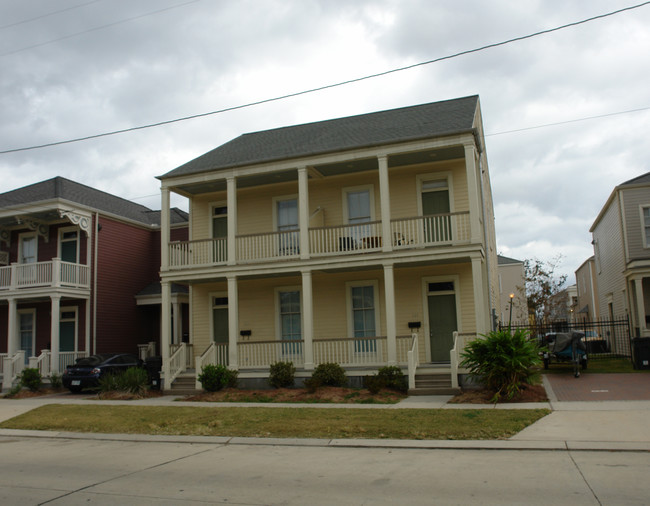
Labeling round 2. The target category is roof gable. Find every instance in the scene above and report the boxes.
[161,95,479,179]
[0,177,188,226]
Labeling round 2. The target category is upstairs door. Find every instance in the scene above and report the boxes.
[212,205,228,263]
[19,310,35,364]
[60,229,79,263]
[60,309,77,352]
[421,179,451,243]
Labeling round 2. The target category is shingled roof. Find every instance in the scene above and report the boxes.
[0,177,188,226]
[161,95,479,179]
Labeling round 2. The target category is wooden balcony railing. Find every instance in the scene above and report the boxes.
[166,212,471,270]
[0,260,90,291]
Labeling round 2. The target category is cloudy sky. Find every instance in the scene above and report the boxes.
[1,0,649,281]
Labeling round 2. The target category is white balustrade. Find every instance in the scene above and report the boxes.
[238,340,304,368]
[168,238,227,268]
[0,260,90,291]
[236,230,300,263]
[450,332,475,389]
[167,343,187,385]
[310,221,382,256]
[391,212,470,248]
[407,333,419,390]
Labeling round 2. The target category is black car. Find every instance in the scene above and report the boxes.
[62,353,144,392]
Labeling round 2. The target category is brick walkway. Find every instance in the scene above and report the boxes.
[545,373,650,401]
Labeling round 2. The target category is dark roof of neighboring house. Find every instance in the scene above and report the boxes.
[497,255,524,265]
[161,95,480,179]
[0,177,188,226]
[620,171,650,186]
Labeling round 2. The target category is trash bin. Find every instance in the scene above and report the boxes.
[632,338,650,370]
[145,356,163,389]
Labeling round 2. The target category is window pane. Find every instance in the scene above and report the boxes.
[347,190,370,223]
[277,199,298,230]
[422,179,448,190]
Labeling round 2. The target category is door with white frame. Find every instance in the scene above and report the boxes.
[424,278,459,363]
[211,294,229,365]
[277,288,302,359]
[274,196,299,256]
[18,309,36,364]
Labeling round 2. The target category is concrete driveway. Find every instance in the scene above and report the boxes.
[544,373,650,401]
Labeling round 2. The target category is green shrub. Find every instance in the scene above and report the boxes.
[363,375,384,394]
[311,362,347,387]
[19,368,42,392]
[198,364,239,392]
[98,367,149,395]
[49,372,63,389]
[461,329,541,402]
[269,361,296,388]
[376,366,408,393]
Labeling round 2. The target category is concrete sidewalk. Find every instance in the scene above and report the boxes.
[0,374,649,451]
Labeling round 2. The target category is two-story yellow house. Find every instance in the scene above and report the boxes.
[157,95,499,393]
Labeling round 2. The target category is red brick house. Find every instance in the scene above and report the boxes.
[0,177,188,388]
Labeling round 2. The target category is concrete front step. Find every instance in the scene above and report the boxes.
[408,387,461,396]
[410,371,459,396]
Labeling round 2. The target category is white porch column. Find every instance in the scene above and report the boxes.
[463,144,482,244]
[7,297,17,357]
[227,275,239,369]
[227,177,237,266]
[378,155,393,252]
[172,300,181,345]
[301,269,314,370]
[161,281,172,386]
[298,167,310,260]
[383,263,397,365]
[50,295,61,373]
[471,257,488,335]
[161,187,170,270]
[634,278,647,335]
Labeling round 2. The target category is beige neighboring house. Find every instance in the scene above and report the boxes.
[157,96,499,393]
[575,256,600,322]
[497,255,527,324]
[590,172,650,337]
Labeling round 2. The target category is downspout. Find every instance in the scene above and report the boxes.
[93,212,99,354]
[475,131,495,330]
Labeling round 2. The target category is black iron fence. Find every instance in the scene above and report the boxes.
[499,316,632,359]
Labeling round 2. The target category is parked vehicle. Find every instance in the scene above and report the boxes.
[62,353,144,392]
[581,330,610,354]
[542,332,588,378]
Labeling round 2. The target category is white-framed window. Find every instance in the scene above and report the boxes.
[58,227,79,263]
[275,287,302,357]
[641,206,650,248]
[273,195,299,255]
[343,185,375,224]
[346,280,380,354]
[18,232,37,264]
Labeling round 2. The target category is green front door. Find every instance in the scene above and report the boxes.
[60,321,75,352]
[212,305,229,366]
[428,294,457,362]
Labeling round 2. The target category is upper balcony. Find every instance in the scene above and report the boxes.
[167,211,471,269]
[0,258,90,294]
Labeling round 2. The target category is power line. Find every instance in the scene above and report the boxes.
[0,0,103,30]
[0,0,199,57]
[1,1,649,155]
[486,106,650,137]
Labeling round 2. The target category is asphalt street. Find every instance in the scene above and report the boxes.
[1,436,649,505]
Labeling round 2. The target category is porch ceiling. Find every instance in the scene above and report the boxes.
[168,145,465,196]
[0,208,62,229]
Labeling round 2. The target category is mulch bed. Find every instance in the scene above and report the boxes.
[449,384,548,404]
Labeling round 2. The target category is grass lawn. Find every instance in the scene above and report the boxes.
[0,404,550,440]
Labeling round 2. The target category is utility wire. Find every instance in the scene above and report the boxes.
[1,1,649,155]
[0,0,199,57]
[486,106,650,137]
[0,0,102,30]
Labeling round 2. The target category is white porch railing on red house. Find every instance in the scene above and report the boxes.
[27,350,88,378]
[2,351,25,390]
[0,260,90,291]
[165,212,471,270]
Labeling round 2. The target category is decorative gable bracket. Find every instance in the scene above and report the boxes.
[17,218,50,243]
[59,210,92,237]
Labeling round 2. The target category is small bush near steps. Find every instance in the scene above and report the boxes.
[198,364,239,392]
[363,366,408,394]
[310,362,347,388]
[268,361,296,388]
[18,368,43,392]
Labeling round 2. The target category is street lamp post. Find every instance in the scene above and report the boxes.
[509,293,515,330]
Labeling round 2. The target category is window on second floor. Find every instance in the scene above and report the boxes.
[59,228,79,263]
[19,233,37,264]
[642,206,650,248]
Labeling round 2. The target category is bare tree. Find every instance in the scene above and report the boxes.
[524,256,567,322]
